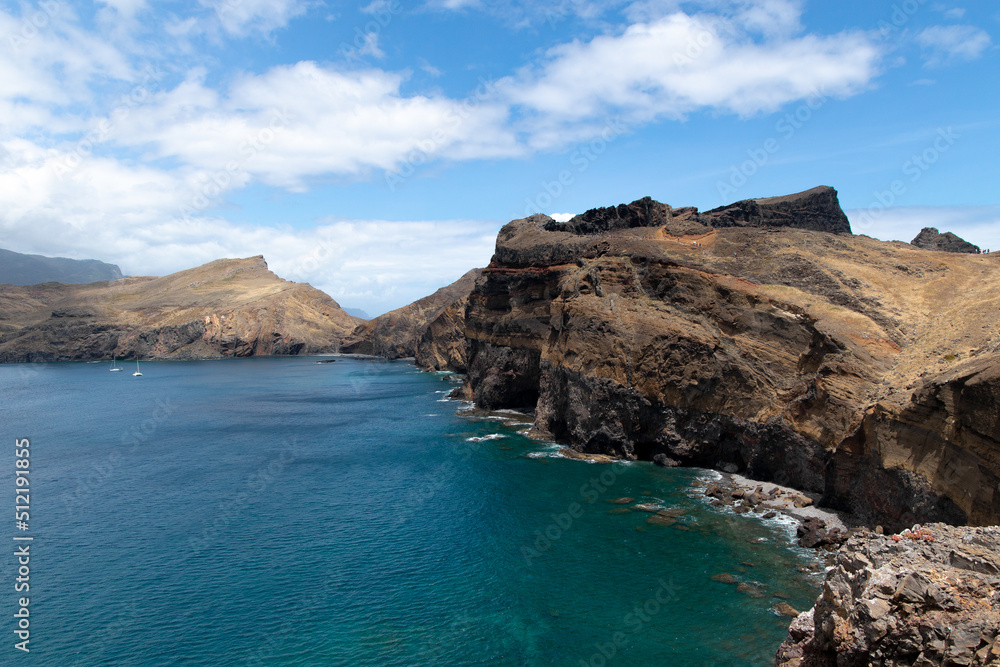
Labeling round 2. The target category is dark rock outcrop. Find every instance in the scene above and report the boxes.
[777,524,1000,666]
[703,186,852,234]
[0,256,360,361]
[546,186,852,237]
[911,227,981,254]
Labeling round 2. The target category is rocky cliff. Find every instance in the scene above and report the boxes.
[911,227,981,254]
[0,256,360,361]
[341,268,481,360]
[777,524,1000,666]
[445,186,1000,530]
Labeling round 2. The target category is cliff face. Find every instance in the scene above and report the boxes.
[341,268,481,360]
[911,227,981,254]
[827,359,1000,528]
[0,256,360,361]
[454,187,1000,529]
[778,524,1000,666]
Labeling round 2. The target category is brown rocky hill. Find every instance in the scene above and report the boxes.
[341,268,482,360]
[0,256,361,361]
[425,186,1000,530]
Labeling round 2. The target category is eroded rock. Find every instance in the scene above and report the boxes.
[777,524,1000,666]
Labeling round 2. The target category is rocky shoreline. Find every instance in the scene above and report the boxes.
[444,375,1000,666]
[389,186,1000,666]
[777,524,1000,666]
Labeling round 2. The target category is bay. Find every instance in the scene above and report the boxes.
[0,358,820,666]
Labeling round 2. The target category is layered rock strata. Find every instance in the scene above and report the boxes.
[447,187,1000,529]
[0,256,359,361]
[341,268,481,363]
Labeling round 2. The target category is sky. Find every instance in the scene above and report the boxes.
[0,0,997,316]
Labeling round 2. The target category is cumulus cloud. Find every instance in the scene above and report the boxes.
[105,62,520,191]
[0,5,135,134]
[917,25,992,66]
[0,136,499,313]
[505,11,881,148]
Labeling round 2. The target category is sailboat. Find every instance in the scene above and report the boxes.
[110,356,122,372]
[133,358,142,377]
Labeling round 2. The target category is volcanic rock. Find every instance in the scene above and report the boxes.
[342,268,481,367]
[777,524,1000,666]
[911,227,981,254]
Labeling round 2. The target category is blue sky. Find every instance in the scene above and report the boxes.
[1,0,997,315]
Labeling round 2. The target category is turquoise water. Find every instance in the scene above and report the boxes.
[1,358,820,666]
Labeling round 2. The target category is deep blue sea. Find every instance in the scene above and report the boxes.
[1,357,821,666]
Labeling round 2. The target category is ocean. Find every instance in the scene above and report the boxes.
[1,357,821,666]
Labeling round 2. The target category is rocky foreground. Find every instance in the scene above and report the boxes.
[777,524,1000,666]
[0,256,360,361]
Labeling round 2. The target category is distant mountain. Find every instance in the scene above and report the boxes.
[0,256,362,362]
[343,307,371,320]
[0,248,124,285]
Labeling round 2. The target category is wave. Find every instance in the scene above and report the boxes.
[466,434,506,442]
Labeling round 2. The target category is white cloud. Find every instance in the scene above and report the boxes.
[0,136,498,314]
[848,205,1000,253]
[0,6,135,134]
[198,0,309,37]
[505,12,881,148]
[106,62,521,190]
[549,212,575,222]
[917,25,992,66]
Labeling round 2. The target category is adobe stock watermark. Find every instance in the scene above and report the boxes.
[189,437,302,553]
[60,397,177,517]
[716,88,828,200]
[521,459,629,566]
[522,117,629,217]
[670,14,740,69]
[56,65,166,179]
[339,0,401,60]
[390,432,487,527]
[577,578,680,667]
[385,76,507,192]
[178,108,292,222]
[5,1,62,53]
[853,127,959,233]
[876,0,932,37]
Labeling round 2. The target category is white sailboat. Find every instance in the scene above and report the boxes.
[110,356,122,372]
[133,358,142,377]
